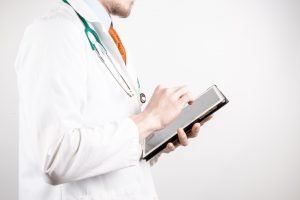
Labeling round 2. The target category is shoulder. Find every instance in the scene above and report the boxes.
[15,2,88,74]
[24,2,85,47]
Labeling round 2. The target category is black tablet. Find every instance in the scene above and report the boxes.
[142,85,229,161]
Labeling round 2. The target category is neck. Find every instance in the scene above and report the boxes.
[98,0,111,15]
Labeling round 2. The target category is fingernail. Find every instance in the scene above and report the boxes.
[195,127,200,132]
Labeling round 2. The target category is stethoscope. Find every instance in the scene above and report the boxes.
[63,0,146,104]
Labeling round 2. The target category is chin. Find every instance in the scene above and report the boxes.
[113,0,134,18]
[120,8,132,18]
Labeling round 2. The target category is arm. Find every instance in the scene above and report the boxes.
[17,19,142,185]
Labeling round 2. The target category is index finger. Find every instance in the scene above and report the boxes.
[178,91,194,107]
[172,85,189,98]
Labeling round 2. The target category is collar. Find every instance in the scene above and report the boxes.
[84,0,112,31]
[66,0,112,32]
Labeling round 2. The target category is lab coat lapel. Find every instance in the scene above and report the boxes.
[93,23,140,94]
[100,26,127,71]
[67,0,140,98]
[67,0,128,73]
[67,0,99,22]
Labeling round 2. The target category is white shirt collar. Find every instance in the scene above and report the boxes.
[84,0,112,31]
[66,0,112,32]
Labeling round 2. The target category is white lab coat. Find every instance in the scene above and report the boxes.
[15,0,160,199]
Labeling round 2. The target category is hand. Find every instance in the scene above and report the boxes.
[143,85,194,130]
[131,85,194,142]
[162,115,213,154]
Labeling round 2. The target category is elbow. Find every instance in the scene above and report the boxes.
[41,152,67,185]
[42,166,67,186]
[41,149,71,185]
[41,131,80,185]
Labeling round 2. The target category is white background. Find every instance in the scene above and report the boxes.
[1,0,300,199]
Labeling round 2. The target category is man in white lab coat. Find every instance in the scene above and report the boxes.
[15,0,211,199]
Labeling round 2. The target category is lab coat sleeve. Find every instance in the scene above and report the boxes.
[149,152,162,167]
[16,18,142,185]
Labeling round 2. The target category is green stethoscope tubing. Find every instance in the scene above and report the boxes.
[63,0,146,103]
[63,0,105,52]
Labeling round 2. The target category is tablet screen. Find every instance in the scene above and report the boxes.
[144,86,223,156]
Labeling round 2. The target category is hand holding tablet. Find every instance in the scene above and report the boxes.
[142,85,229,161]
[165,114,213,150]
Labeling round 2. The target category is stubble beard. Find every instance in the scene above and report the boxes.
[109,0,134,18]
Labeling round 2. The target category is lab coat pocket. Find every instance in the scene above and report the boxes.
[91,182,142,200]
[108,186,138,200]
[78,195,92,200]
[61,182,88,200]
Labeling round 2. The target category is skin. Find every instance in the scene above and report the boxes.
[162,115,212,154]
[99,0,213,157]
[131,85,213,157]
[99,0,135,18]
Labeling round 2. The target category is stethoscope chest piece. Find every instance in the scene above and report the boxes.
[140,93,146,103]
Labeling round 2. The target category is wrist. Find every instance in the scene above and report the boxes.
[130,111,159,142]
